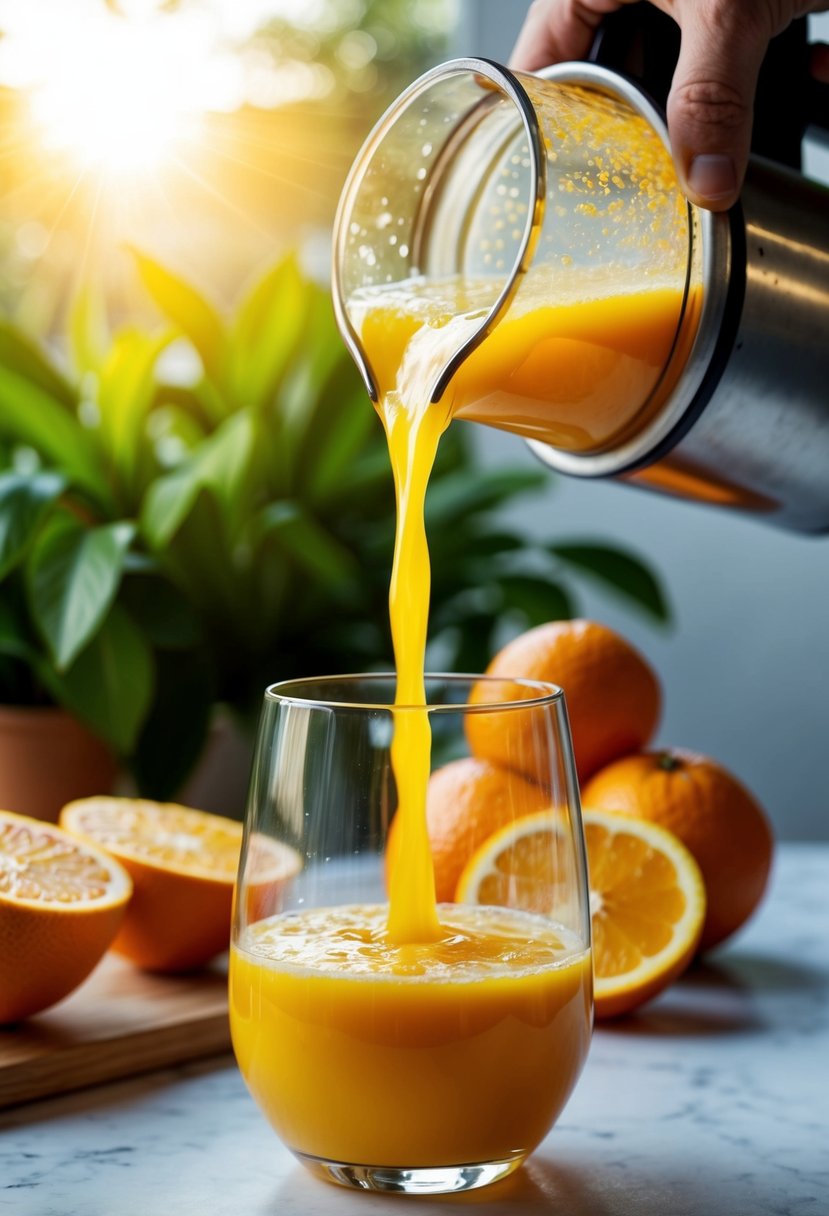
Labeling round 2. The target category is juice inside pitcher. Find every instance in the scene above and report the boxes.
[351,267,698,453]
[335,67,701,456]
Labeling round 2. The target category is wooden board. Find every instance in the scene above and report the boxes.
[0,952,230,1109]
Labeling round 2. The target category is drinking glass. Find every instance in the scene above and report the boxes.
[230,674,593,1195]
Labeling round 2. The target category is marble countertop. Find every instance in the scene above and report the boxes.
[2,843,827,1216]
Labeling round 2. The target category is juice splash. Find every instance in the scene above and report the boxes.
[231,904,592,1167]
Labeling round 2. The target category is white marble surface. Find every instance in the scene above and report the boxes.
[2,844,827,1216]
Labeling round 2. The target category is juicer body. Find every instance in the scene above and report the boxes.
[525,7,829,533]
[531,156,829,533]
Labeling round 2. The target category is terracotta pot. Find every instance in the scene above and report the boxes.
[0,706,118,823]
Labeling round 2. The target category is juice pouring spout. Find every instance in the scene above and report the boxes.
[332,58,546,405]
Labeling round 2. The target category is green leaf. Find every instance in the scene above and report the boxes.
[232,252,310,411]
[68,283,108,377]
[140,466,202,551]
[0,365,112,508]
[96,328,172,501]
[433,611,497,675]
[131,248,228,390]
[130,648,214,800]
[148,488,245,634]
[301,360,378,503]
[425,468,546,530]
[0,321,76,409]
[50,604,155,754]
[149,386,216,438]
[551,542,670,623]
[495,574,576,627]
[253,501,360,590]
[28,515,136,670]
[140,410,256,548]
[0,591,32,662]
[120,574,204,650]
[0,471,66,578]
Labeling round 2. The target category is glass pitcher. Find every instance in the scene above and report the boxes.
[333,59,829,533]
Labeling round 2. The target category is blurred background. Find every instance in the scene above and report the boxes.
[0,0,826,838]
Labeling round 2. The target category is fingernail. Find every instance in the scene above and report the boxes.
[687,154,737,203]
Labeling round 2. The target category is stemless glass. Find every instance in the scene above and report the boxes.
[230,674,593,1196]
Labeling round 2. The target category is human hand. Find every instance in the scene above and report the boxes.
[511,0,829,210]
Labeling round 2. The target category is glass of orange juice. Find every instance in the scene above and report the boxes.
[230,673,593,1195]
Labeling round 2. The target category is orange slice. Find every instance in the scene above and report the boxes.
[583,810,706,1017]
[455,808,706,1018]
[454,809,570,915]
[0,809,132,1023]
[60,798,300,974]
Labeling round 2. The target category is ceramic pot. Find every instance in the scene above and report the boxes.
[0,706,118,823]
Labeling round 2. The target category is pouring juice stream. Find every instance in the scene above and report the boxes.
[229,285,595,1170]
[229,59,700,1178]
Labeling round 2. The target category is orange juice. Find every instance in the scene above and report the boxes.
[230,271,604,1174]
[230,904,591,1166]
[354,273,693,453]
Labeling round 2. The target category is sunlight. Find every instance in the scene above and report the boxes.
[20,7,226,178]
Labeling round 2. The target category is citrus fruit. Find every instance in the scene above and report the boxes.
[581,747,774,950]
[455,808,706,1019]
[466,619,661,784]
[583,809,706,1017]
[387,757,550,903]
[454,809,571,914]
[0,809,132,1023]
[60,798,300,973]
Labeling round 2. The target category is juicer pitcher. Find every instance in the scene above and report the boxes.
[333,56,829,533]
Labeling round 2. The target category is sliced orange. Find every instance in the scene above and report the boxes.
[583,810,706,1017]
[455,808,706,1018]
[60,798,300,974]
[454,809,571,915]
[0,809,132,1023]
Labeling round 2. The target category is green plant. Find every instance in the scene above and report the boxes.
[0,251,669,799]
[0,316,211,795]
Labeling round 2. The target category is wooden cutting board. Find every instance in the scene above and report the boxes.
[0,952,231,1109]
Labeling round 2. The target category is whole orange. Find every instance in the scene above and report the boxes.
[387,757,550,903]
[581,748,774,951]
[467,619,661,784]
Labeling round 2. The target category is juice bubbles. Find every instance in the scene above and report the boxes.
[230,905,592,1168]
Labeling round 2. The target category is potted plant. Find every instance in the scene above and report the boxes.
[0,316,211,817]
[0,250,669,819]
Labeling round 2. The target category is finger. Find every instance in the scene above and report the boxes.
[667,5,773,210]
[510,0,623,71]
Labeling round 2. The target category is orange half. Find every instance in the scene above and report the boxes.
[0,809,132,1023]
[60,798,300,973]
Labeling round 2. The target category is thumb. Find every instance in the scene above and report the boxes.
[667,9,770,211]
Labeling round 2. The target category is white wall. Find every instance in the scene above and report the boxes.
[452,4,829,840]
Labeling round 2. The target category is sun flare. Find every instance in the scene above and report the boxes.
[22,9,218,179]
